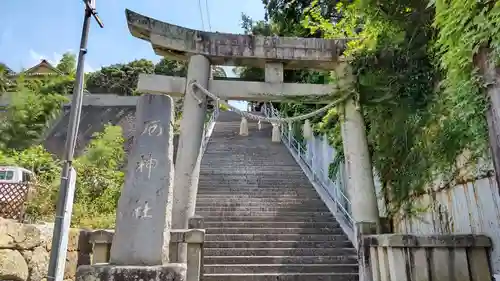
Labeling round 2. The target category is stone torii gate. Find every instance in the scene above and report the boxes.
[75,8,380,281]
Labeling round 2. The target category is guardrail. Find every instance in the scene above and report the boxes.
[202,102,219,152]
[263,103,355,242]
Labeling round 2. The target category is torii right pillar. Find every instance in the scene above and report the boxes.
[337,64,380,281]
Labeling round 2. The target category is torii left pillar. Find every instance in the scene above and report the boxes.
[171,54,210,263]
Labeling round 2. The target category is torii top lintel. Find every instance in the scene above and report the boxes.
[125,9,347,70]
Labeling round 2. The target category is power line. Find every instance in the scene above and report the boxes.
[205,0,212,31]
[197,0,205,30]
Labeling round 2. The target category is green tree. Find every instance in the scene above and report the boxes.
[86,58,192,95]
[212,66,227,78]
[56,52,77,76]
[17,125,125,228]
[432,0,500,184]
[71,124,125,228]
[154,58,187,76]
[241,0,496,218]
[86,59,155,95]
[294,0,492,218]
[0,62,14,93]
[0,83,67,150]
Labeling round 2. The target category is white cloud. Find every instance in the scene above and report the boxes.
[28,49,95,73]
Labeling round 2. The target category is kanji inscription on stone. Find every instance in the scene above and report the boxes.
[110,94,175,266]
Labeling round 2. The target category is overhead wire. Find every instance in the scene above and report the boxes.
[205,0,212,31]
[197,0,205,30]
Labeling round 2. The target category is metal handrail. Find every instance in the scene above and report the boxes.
[201,103,219,152]
[264,103,354,234]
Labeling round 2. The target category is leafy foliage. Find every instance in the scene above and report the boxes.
[244,0,494,218]
[85,59,155,95]
[212,66,227,78]
[154,58,187,77]
[0,62,14,93]
[0,84,67,151]
[56,53,77,75]
[15,125,126,228]
[0,55,129,228]
[71,125,125,228]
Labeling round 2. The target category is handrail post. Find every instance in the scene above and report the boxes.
[187,216,205,281]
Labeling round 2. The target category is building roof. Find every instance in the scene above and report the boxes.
[21,59,64,76]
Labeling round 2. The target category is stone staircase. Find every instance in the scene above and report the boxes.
[196,111,358,281]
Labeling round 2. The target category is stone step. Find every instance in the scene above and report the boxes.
[197,187,317,192]
[198,178,311,183]
[197,195,321,200]
[196,207,328,213]
[204,248,357,256]
[199,170,306,175]
[202,216,336,223]
[204,264,359,274]
[203,255,358,265]
[197,191,320,197]
[203,273,358,281]
[196,203,327,208]
[202,161,296,164]
[205,234,349,242]
[200,167,301,170]
[196,211,334,217]
[197,194,321,199]
[198,183,313,187]
[196,198,324,204]
[199,176,310,181]
[205,228,343,235]
[196,200,325,205]
[200,164,300,168]
[197,210,333,216]
[197,188,318,193]
[204,241,352,248]
[199,183,313,188]
[204,221,339,228]
[196,205,326,210]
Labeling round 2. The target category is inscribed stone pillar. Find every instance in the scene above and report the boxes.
[109,94,175,265]
[172,54,210,262]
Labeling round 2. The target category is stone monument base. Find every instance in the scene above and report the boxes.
[76,264,187,281]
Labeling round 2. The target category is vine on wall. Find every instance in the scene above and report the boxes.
[243,0,497,220]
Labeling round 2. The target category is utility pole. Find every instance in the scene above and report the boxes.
[46,1,103,281]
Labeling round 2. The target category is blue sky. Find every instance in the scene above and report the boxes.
[0,0,266,109]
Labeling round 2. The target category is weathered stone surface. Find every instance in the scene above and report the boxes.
[0,219,93,281]
[0,218,42,250]
[137,74,339,103]
[364,233,493,248]
[36,223,91,253]
[0,249,29,281]
[76,264,186,281]
[125,10,347,70]
[110,94,175,265]
[22,247,48,281]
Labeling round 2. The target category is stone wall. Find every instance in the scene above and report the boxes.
[0,218,91,281]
